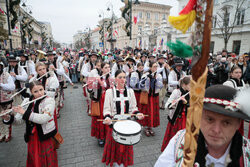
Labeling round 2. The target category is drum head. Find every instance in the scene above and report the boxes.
[113,120,141,135]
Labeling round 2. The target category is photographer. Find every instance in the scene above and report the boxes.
[214,57,229,84]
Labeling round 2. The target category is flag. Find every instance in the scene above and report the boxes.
[0,8,5,15]
[138,40,142,47]
[134,16,137,24]
[160,38,164,46]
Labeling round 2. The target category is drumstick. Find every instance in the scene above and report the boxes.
[123,114,149,117]
[97,119,126,122]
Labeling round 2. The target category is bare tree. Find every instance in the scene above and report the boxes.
[214,0,247,50]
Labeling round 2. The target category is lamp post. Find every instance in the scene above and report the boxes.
[99,13,105,52]
[106,4,116,51]
[5,0,13,51]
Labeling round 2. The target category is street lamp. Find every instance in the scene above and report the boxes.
[106,4,117,51]
[5,0,13,51]
[99,13,105,51]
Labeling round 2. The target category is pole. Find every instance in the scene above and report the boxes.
[129,0,132,40]
[5,0,13,51]
[103,16,105,52]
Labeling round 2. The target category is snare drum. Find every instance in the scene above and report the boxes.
[112,120,142,145]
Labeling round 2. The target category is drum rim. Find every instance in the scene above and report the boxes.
[114,139,141,146]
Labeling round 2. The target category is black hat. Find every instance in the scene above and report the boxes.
[47,50,54,55]
[157,55,167,60]
[174,59,184,66]
[125,56,136,64]
[89,52,98,58]
[116,57,124,63]
[8,55,18,62]
[203,85,250,121]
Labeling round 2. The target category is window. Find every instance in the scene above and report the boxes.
[155,13,159,20]
[236,9,245,25]
[154,27,158,35]
[146,12,150,19]
[139,12,143,19]
[232,40,241,55]
[162,14,166,20]
[167,33,172,42]
[210,41,215,54]
[138,25,142,34]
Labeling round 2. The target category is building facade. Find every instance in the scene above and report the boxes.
[176,0,250,55]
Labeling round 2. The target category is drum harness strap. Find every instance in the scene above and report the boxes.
[112,87,130,116]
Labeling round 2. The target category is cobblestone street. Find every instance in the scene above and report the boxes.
[0,84,169,167]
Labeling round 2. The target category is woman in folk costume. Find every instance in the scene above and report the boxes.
[89,62,111,147]
[161,76,190,152]
[143,54,156,72]
[139,61,163,136]
[111,57,125,77]
[223,65,249,139]
[81,52,98,114]
[29,62,59,128]
[2,81,58,167]
[130,63,144,111]
[0,60,15,142]
[102,69,144,167]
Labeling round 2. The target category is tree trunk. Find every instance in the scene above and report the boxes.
[224,39,228,50]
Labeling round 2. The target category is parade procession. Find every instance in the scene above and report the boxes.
[1,0,250,166]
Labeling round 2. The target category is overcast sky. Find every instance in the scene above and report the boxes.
[27,0,179,44]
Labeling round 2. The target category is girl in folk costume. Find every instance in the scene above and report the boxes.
[130,63,144,111]
[0,61,15,142]
[89,62,111,147]
[124,56,136,87]
[139,61,163,137]
[223,66,249,139]
[111,57,124,77]
[30,62,59,128]
[168,59,186,94]
[102,70,144,167]
[161,76,190,152]
[81,52,98,114]
[2,81,58,167]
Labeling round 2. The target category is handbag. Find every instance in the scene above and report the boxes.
[140,91,148,104]
[91,101,100,116]
[52,132,64,149]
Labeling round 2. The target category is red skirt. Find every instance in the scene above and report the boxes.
[134,91,142,111]
[139,95,160,127]
[161,111,186,152]
[91,92,108,139]
[27,127,58,167]
[102,127,134,167]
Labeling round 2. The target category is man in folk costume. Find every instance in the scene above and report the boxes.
[0,60,15,142]
[6,55,28,106]
[168,59,186,94]
[139,61,163,136]
[18,52,36,80]
[155,85,250,167]
[124,56,136,87]
[111,57,125,77]
[157,55,170,109]
[144,54,156,72]
[81,52,98,114]
[137,53,147,66]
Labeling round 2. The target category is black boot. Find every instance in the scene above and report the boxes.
[98,139,105,147]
